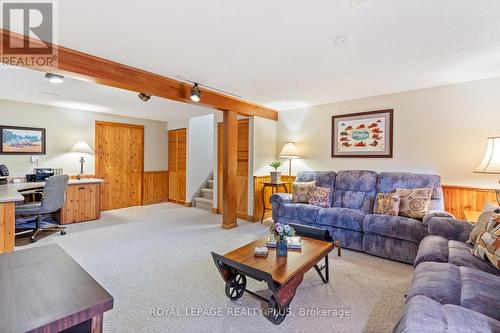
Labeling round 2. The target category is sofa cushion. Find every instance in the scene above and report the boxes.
[394,295,500,333]
[472,226,500,271]
[332,170,377,214]
[281,203,321,225]
[363,214,429,243]
[291,181,316,204]
[295,171,337,189]
[308,186,332,208]
[396,188,433,219]
[374,192,400,216]
[316,207,366,232]
[407,262,500,321]
[377,172,444,211]
[415,236,500,276]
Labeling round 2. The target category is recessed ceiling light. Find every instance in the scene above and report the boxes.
[45,72,64,84]
[334,35,353,45]
[349,0,369,7]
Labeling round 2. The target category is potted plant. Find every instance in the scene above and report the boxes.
[270,223,295,257]
[269,161,282,183]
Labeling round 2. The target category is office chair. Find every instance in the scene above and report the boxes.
[15,174,69,243]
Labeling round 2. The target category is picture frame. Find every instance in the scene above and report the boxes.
[331,109,393,158]
[0,125,46,155]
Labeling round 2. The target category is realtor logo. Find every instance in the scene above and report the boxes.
[0,0,57,67]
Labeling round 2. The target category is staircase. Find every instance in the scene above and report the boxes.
[193,177,214,211]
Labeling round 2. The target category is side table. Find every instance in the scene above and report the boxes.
[260,181,288,223]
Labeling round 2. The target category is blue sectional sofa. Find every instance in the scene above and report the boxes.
[394,217,500,332]
[270,170,452,264]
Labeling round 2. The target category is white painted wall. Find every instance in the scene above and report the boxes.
[186,114,214,202]
[0,99,168,177]
[276,77,500,188]
[253,116,278,176]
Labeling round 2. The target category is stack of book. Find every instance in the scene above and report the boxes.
[266,235,302,249]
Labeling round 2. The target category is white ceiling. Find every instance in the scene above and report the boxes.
[3,0,500,117]
[0,66,213,122]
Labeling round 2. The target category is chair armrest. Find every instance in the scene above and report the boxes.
[427,217,474,242]
[269,193,292,222]
[423,210,455,225]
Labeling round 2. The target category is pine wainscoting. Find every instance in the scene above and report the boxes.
[143,171,169,205]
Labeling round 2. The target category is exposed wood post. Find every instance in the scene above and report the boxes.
[222,110,238,229]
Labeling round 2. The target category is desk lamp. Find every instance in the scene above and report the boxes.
[70,141,94,180]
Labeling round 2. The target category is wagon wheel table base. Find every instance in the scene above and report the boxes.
[212,237,340,325]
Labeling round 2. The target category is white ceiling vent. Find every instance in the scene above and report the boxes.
[350,0,369,7]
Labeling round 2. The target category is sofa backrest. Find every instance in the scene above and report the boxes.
[332,170,378,213]
[296,171,337,189]
[377,172,444,211]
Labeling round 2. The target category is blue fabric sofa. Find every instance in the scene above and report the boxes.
[394,217,500,332]
[270,170,452,264]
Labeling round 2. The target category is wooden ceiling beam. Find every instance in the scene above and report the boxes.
[0,29,278,120]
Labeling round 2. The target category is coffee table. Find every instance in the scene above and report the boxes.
[212,236,340,324]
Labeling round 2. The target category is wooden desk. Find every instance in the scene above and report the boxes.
[0,179,103,254]
[464,210,482,224]
[0,244,113,333]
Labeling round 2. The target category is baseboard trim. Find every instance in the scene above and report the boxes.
[184,202,193,207]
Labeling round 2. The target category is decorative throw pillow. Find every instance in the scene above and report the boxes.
[309,186,332,208]
[471,226,500,271]
[467,202,500,245]
[374,192,400,216]
[396,188,433,219]
[291,181,316,204]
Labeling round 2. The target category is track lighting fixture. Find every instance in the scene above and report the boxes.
[45,73,64,84]
[138,92,151,102]
[190,83,201,102]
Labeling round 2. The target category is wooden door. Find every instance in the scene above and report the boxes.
[217,119,249,218]
[168,128,187,204]
[96,121,144,211]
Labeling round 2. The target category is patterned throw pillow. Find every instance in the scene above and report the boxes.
[374,192,400,216]
[396,188,433,219]
[309,186,332,208]
[291,181,316,204]
[472,222,500,271]
[467,203,500,245]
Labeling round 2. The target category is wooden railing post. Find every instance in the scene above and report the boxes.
[222,110,238,229]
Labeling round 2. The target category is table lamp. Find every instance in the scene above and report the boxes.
[70,141,94,180]
[475,137,500,204]
[279,142,300,177]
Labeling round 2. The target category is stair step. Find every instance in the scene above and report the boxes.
[194,197,213,211]
[201,188,213,200]
[206,180,214,189]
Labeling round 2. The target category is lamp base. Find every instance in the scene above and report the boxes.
[77,157,85,180]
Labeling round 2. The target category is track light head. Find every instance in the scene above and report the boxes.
[190,83,201,102]
[138,93,151,102]
[45,73,64,84]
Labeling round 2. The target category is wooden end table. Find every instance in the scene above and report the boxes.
[0,244,114,333]
[260,181,288,223]
[212,236,340,324]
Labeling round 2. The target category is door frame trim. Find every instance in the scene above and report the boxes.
[95,121,145,209]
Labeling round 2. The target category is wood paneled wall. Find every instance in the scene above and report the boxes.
[442,185,497,220]
[96,121,144,211]
[217,119,249,219]
[0,202,15,254]
[168,129,187,205]
[143,171,169,205]
[253,175,296,222]
[252,177,497,222]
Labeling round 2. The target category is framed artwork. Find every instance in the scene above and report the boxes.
[331,109,393,158]
[0,125,46,155]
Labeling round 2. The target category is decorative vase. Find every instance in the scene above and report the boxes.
[276,239,288,257]
[270,171,281,183]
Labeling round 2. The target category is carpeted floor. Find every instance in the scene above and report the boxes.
[18,203,413,333]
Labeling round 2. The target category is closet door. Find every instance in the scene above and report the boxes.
[167,128,187,204]
[96,121,144,211]
[168,130,178,203]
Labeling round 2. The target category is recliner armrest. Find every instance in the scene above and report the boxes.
[423,210,455,225]
[427,217,474,242]
[269,193,293,222]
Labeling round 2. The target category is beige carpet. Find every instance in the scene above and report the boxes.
[19,203,413,333]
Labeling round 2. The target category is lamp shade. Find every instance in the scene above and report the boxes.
[70,141,94,154]
[475,137,500,174]
[279,142,300,158]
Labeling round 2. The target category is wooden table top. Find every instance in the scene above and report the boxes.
[0,244,113,333]
[224,236,334,285]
